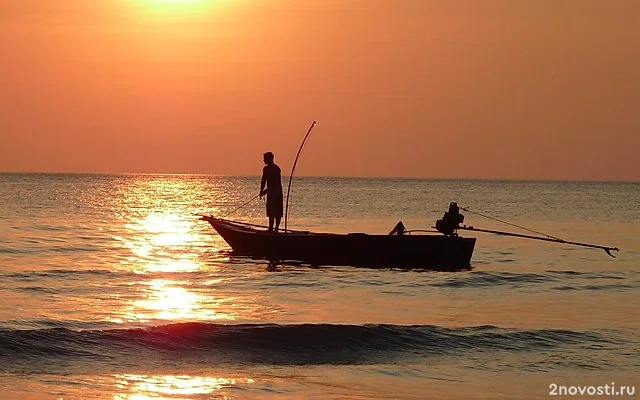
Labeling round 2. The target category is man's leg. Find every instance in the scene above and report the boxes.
[268,216,274,232]
[274,216,281,232]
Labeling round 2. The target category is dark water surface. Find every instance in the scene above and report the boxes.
[0,174,638,399]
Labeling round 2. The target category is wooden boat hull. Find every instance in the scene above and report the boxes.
[202,217,475,270]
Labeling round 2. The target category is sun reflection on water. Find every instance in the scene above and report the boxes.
[123,213,204,263]
[144,257,201,273]
[113,374,255,399]
[111,278,239,323]
[106,176,243,324]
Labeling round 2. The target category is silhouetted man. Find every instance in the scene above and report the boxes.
[259,152,283,232]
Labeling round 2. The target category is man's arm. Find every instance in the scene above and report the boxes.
[260,167,268,198]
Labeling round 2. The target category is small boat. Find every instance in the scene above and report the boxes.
[200,203,477,270]
[199,123,618,270]
[199,201,619,270]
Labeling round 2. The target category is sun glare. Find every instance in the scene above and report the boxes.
[122,0,240,40]
[121,279,238,322]
[114,374,255,399]
[133,0,225,13]
[141,0,215,5]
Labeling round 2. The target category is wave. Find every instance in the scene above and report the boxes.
[430,270,638,289]
[431,271,554,288]
[0,323,613,373]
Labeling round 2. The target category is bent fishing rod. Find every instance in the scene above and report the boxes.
[197,121,317,225]
[284,121,317,232]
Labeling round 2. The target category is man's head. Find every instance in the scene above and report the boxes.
[263,152,274,165]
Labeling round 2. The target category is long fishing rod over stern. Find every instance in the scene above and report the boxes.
[434,202,619,258]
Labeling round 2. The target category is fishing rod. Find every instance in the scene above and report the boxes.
[457,225,619,258]
[223,193,261,218]
[197,121,316,226]
[194,194,260,220]
[461,207,562,241]
[284,121,316,232]
[436,203,619,257]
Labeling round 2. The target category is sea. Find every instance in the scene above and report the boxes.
[0,173,638,399]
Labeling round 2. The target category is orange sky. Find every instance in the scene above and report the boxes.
[0,0,638,180]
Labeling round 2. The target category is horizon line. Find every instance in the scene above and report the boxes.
[0,171,638,184]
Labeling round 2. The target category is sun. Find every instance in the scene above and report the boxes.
[125,0,237,23]
[138,0,220,7]
[132,0,225,14]
[143,0,212,3]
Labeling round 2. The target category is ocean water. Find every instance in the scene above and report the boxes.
[0,173,638,399]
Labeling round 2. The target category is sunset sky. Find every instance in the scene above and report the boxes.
[0,0,638,180]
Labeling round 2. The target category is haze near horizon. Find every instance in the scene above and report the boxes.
[1,0,638,181]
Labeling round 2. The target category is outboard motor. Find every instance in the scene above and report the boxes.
[436,202,464,236]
